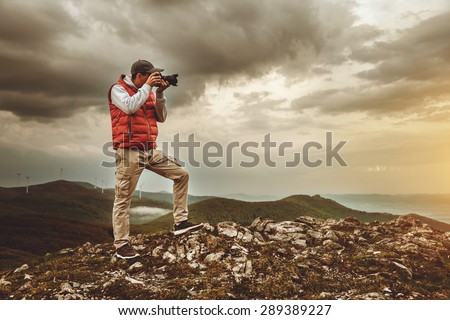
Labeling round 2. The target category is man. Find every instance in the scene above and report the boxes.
[108,59,203,259]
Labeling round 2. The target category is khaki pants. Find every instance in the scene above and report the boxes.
[112,148,189,249]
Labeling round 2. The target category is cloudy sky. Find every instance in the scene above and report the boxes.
[1,0,449,196]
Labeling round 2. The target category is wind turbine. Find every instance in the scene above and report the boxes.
[139,183,144,199]
[25,176,30,194]
[101,179,105,194]
[94,177,98,189]
[17,172,21,187]
[60,167,63,180]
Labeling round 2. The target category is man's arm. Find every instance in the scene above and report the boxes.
[155,91,167,122]
[110,84,151,114]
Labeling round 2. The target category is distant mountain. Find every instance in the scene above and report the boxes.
[324,193,450,224]
[73,180,214,206]
[136,190,213,205]
[222,193,279,202]
[139,194,397,234]
[0,211,112,271]
[72,181,97,189]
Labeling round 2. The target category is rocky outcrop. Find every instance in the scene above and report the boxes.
[0,215,449,299]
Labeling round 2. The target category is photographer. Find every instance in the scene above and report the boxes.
[108,59,203,259]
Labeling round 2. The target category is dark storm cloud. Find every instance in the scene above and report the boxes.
[0,0,404,121]
[136,0,322,76]
[0,1,80,49]
[115,0,368,106]
[354,12,450,83]
[0,91,100,121]
[0,1,116,121]
[292,12,450,117]
[291,80,449,116]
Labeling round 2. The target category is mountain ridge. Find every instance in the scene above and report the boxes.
[1,180,450,273]
[142,194,397,234]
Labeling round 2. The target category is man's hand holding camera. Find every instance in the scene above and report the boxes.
[146,72,170,92]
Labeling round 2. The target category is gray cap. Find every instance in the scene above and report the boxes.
[131,59,164,74]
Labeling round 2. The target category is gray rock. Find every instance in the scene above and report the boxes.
[60,283,74,294]
[356,292,386,300]
[244,260,253,276]
[382,287,392,293]
[204,252,226,262]
[320,254,334,266]
[270,232,307,242]
[252,231,266,244]
[162,252,177,263]
[319,292,334,299]
[134,245,146,251]
[336,217,360,230]
[307,230,324,242]
[61,293,84,300]
[0,278,12,287]
[265,221,309,235]
[394,216,421,229]
[58,248,74,255]
[128,262,144,272]
[259,220,309,242]
[292,239,307,249]
[217,222,239,238]
[325,230,339,242]
[18,282,32,292]
[391,261,413,279]
[237,230,254,243]
[175,243,186,259]
[295,216,323,227]
[14,264,29,274]
[250,217,273,232]
[110,254,117,264]
[152,245,165,258]
[231,258,252,277]
[231,244,249,255]
[202,223,215,233]
[357,237,367,243]
[125,277,145,285]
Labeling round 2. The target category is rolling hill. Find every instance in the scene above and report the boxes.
[2,180,449,271]
[0,211,112,271]
[0,180,171,225]
[139,194,397,234]
[72,181,213,205]
[0,180,170,270]
[138,190,213,205]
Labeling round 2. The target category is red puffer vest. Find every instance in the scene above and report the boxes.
[108,75,158,150]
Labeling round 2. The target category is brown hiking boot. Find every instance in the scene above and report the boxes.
[116,244,140,259]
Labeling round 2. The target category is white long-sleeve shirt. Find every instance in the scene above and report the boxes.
[110,75,167,122]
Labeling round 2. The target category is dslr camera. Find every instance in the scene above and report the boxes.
[158,73,178,87]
